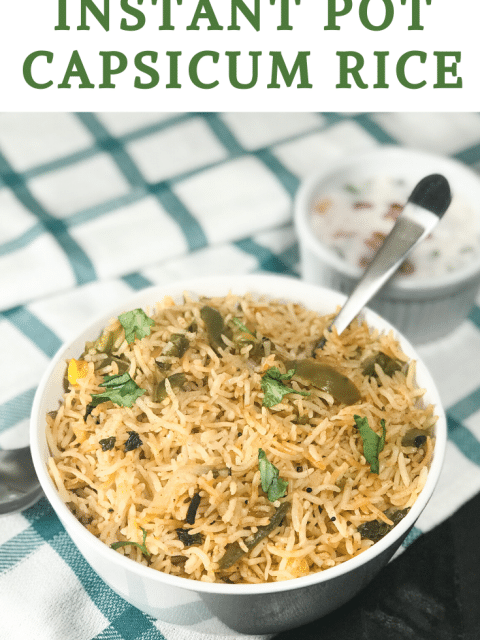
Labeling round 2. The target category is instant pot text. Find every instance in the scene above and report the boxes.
[22,0,462,91]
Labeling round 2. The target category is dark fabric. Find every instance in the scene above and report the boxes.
[276,491,480,640]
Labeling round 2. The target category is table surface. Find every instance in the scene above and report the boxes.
[2,112,480,640]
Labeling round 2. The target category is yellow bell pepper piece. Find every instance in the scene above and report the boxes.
[285,556,309,578]
[72,426,88,443]
[68,359,89,385]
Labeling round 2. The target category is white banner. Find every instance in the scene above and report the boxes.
[0,0,476,112]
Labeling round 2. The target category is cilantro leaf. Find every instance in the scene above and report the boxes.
[354,415,387,474]
[258,448,288,502]
[231,318,255,335]
[111,526,150,556]
[90,372,146,408]
[261,367,310,408]
[118,308,155,344]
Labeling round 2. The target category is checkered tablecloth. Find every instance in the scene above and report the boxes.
[2,112,480,640]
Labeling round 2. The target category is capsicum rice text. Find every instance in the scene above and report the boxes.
[46,293,436,584]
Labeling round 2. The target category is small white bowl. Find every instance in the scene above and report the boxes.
[30,274,446,636]
[294,147,480,344]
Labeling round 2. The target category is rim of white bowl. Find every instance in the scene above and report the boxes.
[294,146,480,293]
[30,274,446,596]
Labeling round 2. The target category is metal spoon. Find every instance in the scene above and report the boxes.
[0,446,43,515]
[314,173,452,351]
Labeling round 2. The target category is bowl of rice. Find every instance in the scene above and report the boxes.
[294,146,480,344]
[30,274,446,635]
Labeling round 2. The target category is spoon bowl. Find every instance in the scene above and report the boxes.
[0,446,43,515]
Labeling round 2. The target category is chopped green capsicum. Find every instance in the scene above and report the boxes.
[154,372,187,402]
[200,306,232,352]
[163,334,190,359]
[401,428,429,448]
[286,359,360,405]
[362,352,403,379]
[218,501,291,570]
[358,508,409,543]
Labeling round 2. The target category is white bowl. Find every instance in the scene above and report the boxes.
[30,274,446,636]
[294,147,480,344]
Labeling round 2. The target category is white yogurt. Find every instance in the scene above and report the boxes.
[310,175,480,280]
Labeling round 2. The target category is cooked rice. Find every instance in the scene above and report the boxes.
[46,292,436,584]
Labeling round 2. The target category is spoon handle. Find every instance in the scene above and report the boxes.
[327,202,439,337]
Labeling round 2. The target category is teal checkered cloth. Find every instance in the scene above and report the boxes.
[2,112,480,640]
